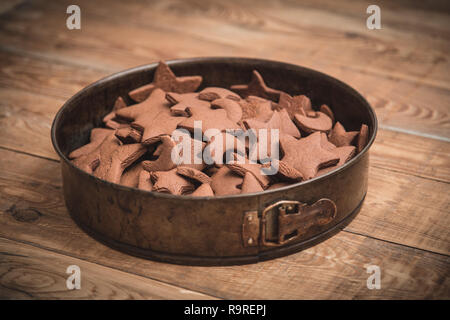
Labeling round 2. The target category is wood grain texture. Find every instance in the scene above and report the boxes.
[0,0,448,137]
[0,237,215,299]
[0,47,448,183]
[0,148,448,299]
[345,166,450,255]
[370,129,450,183]
[0,0,23,15]
[0,0,448,299]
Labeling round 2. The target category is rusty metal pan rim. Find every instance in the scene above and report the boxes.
[51,57,378,200]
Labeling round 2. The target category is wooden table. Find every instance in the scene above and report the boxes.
[0,0,449,300]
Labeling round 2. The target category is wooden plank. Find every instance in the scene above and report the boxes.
[0,88,63,160]
[0,0,23,15]
[0,0,448,137]
[0,237,215,299]
[0,48,449,182]
[0,148,448,299]
[345,166,450,255]
[370,129,450,183]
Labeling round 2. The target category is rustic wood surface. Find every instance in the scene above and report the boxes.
[0,0,449,299]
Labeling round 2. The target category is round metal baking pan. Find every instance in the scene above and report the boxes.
[51,57,377,266]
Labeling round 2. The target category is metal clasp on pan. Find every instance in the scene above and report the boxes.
[260,199,337,247]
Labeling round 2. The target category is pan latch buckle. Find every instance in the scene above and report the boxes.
[260,199,337,247]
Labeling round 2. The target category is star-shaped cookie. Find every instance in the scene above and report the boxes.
[240,172,264,194]
[68,128,113,159]
[150,168,195,195]
[115,88,170,128]
[177,107,240,139]
[138,170,153,191]
[328,122,358,147]
[316,145,356,176]
[277,92,312,118]
[103,96,127,123]
[115,125,142,144]
[226,161,271,189]
[142,135,205,172]
[203,131,246,165]
[239,96,274,122]
[116,88,190,145]
[357,124,369,153]
[128,61,203,102]
[244,109,300,139]
[72,135,147,184]
[210,98,243,123]
[230,70,282,101]
[166,92,210,117]
[120,162,144,188]
[190,183,214,197]
[279,132,339,180]
[176,166,211,184]
[210,166,243,196]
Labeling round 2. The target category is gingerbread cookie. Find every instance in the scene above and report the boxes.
[277,92,311,118]
[191,183,214,197]
[210,98,243,123]
[239,96,274,122]
[103,96,128,124]
[328,122,358,147]
[166,92,210,117]
[138,170,153,191]
[176,166,211,185]
[120,162,144,188]
[279,132,339,180]
[128,61,202,102]
[178,107,240,139]
[198,87,240,101]
[70,64,370,197]
[69,128,113,159]
[317,146,356,176]
[73,134,146,184]
[226,161,271,189]
[231,70,281,101]
[240,172,263,194]
[115,125,142,144]
[150,168,195,195]
[294,111,333,134]
[357,124,369,153]
[210,166,243,196]
[319,104,335,124]
[142,135,205,172]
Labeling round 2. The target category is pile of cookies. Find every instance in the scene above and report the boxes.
[69,61,369,196]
